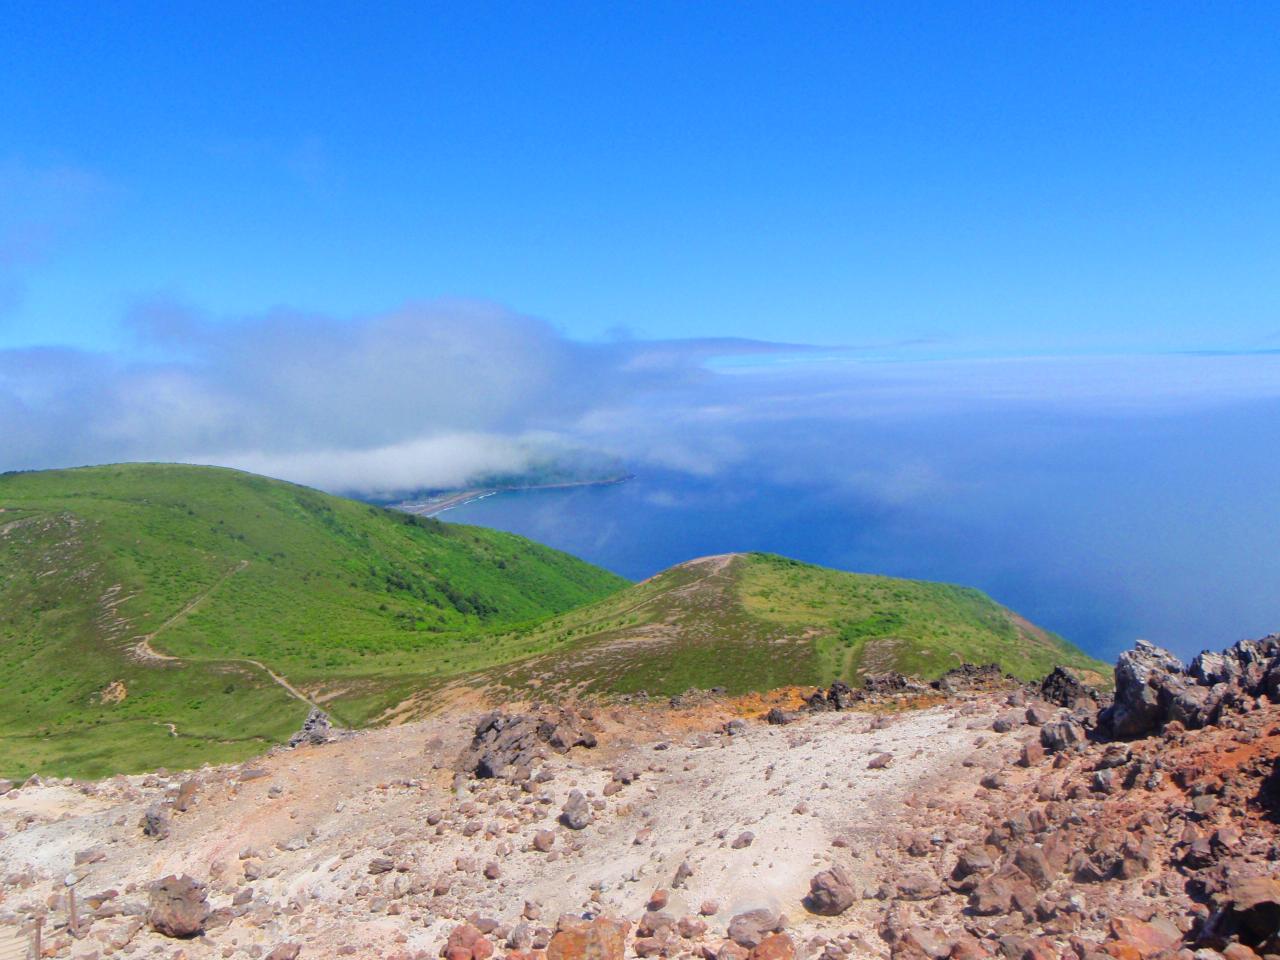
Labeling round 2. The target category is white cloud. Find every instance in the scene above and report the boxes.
[3,297,1279,503]
[210,433,538,498]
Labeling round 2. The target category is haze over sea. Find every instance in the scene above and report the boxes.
[443,364,1280,666]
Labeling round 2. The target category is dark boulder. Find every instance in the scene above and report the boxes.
[1040,666,1097,708]
[463,708,598,779]
[141,803,170,840]
[288,708,336,748]
[1100,640,1186,739]
[1040,719,1085,753]
[863,672,914,695]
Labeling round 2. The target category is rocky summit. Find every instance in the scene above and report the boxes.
[2,636,1280,960]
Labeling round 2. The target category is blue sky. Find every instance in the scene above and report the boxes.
[3,1,1279,355]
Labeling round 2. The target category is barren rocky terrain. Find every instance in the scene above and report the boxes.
[3,637,1280,960]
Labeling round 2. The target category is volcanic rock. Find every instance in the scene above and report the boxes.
[560,789,593,830]
[289,708,336,748]
[728,908,783,949]
[465,709,598,779]
[147,874,210,938]
[806,865,855,915]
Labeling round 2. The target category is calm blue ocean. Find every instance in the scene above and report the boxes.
[441,411,1280,666]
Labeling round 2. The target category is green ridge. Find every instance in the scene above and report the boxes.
[473,552,1108,697]
[0,463,626,778]
[0,463,1106,779]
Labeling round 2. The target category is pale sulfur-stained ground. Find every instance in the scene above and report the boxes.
[0,693,1020,959]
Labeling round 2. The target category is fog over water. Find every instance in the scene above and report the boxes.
[445,395,1280,665]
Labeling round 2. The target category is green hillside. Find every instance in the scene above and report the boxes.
[0,464,1105,780]
[0,463,626,778]
[469,552,1107,697]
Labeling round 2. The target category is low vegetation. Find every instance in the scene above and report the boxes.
[472,552,1107,697]
[0,464,1105,778]
[0,463,625,778]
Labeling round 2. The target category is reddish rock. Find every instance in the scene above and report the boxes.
[1013,845,1054,889]
[1103,917,1180,960]
[1020,742,1046,767]
[970,874,1033,917]
[1215,876,1280,945]
[891,927,949,960]
[545,917,629,960]
[949,935,992,960]
[748,934,795,960]
[444,923,494,960]
[637,911,676,938]
[147,874,210,938]
[679,917,709,939]
[806,865,855,915]
[174,778,200,812]
[634,937,666,957]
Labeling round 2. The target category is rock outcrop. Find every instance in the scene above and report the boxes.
[463,708,598,780]
[1101,634,1280,739]
[288,707,337,748]
[147,874,209,938]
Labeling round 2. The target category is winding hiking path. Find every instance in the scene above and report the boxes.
[129,560,320,711]
[130,559,250,662]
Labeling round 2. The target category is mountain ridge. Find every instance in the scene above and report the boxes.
[0,462,626,777]
[1,463,1102,777]
[458,550,1106,703]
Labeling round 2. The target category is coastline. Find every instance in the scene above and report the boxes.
[391,474,633,518]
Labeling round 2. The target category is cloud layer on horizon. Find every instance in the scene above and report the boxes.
[2,301,744,492]
[4,299,1280,499]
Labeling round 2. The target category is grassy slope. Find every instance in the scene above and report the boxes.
[741,554,1107,683]
[0,464,1106,778]
[472,552,1107,697]
[0,463,626,778]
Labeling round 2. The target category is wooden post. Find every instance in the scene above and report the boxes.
[67,887,78,939]
[32,915,43,958]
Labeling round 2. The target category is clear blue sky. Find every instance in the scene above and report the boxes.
[3,1,1278,355]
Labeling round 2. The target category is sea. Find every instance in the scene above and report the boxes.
[441,446,1280,667]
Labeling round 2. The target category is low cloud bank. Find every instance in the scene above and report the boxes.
[3,300,1280,500]
[1,301,784,492]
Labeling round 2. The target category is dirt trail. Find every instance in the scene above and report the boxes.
[130,559,250,662]
[585,553,742,625]
[222,655,318,709]
[128,559,319,710]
